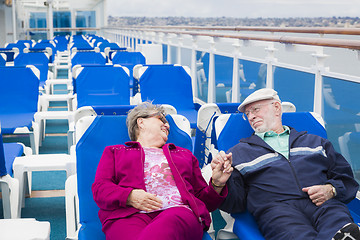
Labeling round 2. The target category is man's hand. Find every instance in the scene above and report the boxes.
[126,189,163,212]
[302,184,334,207]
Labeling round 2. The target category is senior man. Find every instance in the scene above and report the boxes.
[217,88,360,240]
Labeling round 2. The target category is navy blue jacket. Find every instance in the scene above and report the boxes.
[220,128,359,219]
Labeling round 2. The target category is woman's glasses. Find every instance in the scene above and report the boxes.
[144,112,168,124]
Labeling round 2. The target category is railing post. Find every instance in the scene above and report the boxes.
[12,0,17,42]
[265,43,277,89]
[119,32,123,47]
[208,37,216,103]
[191,36,198,98]
[177,35,183,65]
[312,48,328,117]
[166,34,172,64]
[232,40,242,103]
[144,32,149,44]
[130,34,134,50]
[128,33,131,49]
[125,34,129,48]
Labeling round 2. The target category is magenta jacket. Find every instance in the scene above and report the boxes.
[92,141,227,230]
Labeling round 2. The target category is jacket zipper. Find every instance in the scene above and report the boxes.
[285,132,307,196]
[285,157,305,196]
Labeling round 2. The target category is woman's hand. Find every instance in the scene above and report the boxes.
[126,189,163,212]
[211,151,233,193]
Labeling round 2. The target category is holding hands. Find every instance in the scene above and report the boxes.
[211,151,234,193]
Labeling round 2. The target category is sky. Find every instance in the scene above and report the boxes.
[106,0,360,18]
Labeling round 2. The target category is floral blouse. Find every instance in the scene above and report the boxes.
[142,147,189,212]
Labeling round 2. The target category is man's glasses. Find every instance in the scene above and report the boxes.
[243,102,275,120]
[144,112,168,124]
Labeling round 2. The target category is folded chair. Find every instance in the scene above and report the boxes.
[66,114,210,240]
[134,64,200,128]
[0,66,41,154]
[213,111,360,239]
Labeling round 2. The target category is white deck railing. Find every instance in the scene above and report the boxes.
[102,26,360,116]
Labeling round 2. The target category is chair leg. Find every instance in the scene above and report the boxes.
[0,175,20,218]
[0,181,11,218]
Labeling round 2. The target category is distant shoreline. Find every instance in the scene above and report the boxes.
[108,16,360,28]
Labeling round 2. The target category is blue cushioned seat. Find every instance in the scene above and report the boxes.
[74,65,131,108]
[14,52,50,88]
[76,114,206,239]
[138,65,199,128]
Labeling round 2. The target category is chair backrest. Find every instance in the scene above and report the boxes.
[104,45,127,62]
[71,51,106,67]
[0,66,39,114]
[74,65,131,108]
[75,114,192,240]
[5,43,26,53]
[216,112,327,152]
[112,52,145,65]
[138,65,198,128]
[14,52,49,87]
[139,65,194,110]
[0,66,39,134]
[31,43,55,62]
[53,35,69,52]
[99,42,120,52]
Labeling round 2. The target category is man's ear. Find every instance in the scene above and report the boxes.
[274,101,282,115]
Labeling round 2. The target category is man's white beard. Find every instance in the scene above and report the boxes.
[252,108,278,133]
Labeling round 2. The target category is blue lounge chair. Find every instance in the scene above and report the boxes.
[73,114,210,239]
[214,111,359,239]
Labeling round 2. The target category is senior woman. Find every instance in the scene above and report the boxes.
[92,102,233,240]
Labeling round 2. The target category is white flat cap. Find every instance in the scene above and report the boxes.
[238,88,281,112]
